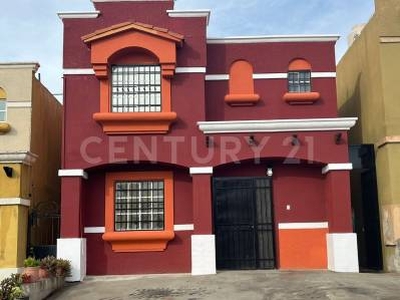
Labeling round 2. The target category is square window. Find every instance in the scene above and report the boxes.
[288,71,311,93]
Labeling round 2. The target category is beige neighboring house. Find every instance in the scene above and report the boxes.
[337,0,400,272]
[0,62,62,279]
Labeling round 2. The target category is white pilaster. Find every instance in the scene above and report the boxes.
[57,238,87,282]
[326,233,359,272]
[191,235,216,275]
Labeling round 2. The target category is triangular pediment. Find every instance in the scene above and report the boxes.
[82,21,184,46]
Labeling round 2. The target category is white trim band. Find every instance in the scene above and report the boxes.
[0,198,31,207]
[190,167,213,175]
[198,118,358,134]
[57,11,101,19]
[7,101,32,108]
[205,74,229,81]
[175,67,206,74]
[58,169,88,179]
[207,34,340,44]
[84,227,105,234]
[205,72,336,81]
[174,224,194,231]
[63,69,95,75]
[322,163,353,174]
[0,151,38,165]
[278,222,328,229]
[167,10,211,26]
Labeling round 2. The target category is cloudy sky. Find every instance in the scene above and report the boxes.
[0,0,375,97]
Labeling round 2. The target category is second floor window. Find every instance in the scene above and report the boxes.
[288,70,311,93]
[111,65,161,113]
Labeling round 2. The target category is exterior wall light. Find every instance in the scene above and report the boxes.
[266,167,273,177]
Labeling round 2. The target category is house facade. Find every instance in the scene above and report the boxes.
[0,62,62,279]
[337,0,400,272]
[58,0,358,281]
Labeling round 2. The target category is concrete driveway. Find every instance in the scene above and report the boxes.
[48,270,400,300]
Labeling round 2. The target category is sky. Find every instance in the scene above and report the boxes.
[0,0,375,98]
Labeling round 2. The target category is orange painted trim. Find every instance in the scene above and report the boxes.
[0,123,11,134]
[288,59,311,71]
[283,92,320,105]
[93,112,177,135]
[278,228,328,269]
[103,171,175,252]
[82,22,184,46]
[224,94,260,106]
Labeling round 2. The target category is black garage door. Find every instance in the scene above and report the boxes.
[213,177,275,270]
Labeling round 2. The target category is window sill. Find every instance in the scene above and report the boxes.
[102,230,175,252]
[93,112,177,135]
[0,122,11,134]
[283,92,320,105]
[224,94,260,106]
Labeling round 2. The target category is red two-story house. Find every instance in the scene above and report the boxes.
[58,0,359,281]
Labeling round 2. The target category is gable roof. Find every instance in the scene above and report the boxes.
[82,21,184,46]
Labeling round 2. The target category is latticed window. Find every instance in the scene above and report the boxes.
[0,100,6,121]
[111,65,161,112]
[114,180,164,231]
[288,71,311,92]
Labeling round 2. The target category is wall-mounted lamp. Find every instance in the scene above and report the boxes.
[266,166,273,177]
[334,133,343,145]
[247,135,256,146]
[291,134,300,146]
[206,136,213,148]
[3,166,13,178]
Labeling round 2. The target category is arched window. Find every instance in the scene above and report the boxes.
[288,59,311,92]
[283,58,320,104]
[0,87,7,121]
[224,60,260,106]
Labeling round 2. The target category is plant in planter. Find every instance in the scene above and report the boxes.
[55,258,71,278]
[39,255,57,278]
[0,273,28,300]
[23,256,40,282]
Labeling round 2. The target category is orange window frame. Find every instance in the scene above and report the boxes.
[103,171,175,252]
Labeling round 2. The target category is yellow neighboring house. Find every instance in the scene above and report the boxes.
[337,0,400,272]
[0,62,62,279]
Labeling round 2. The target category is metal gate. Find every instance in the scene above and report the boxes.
[213,177,275,270]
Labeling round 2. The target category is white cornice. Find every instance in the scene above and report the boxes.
[189,167,213,175]
[0,152,38,165]
[197,118,358,134]
[57,11,101,20]
[380,36,400,43]
[58,169,88,179]
[7,101,32,108]
[207,34,340,44]
[0,63,39,72]
[322,163,353,174]
[167,9,211,26]
[0,198,31,207]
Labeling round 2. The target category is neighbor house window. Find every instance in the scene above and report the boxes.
[114,180,164,231]
[288,70,311,92]
[111,65,161,113]
[0,100,6,121]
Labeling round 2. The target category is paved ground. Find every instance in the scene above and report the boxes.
[48,270,400,300]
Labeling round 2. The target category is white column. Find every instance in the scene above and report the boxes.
[57,238,87,282]
[191,235,216,275]
[326,233,359,272]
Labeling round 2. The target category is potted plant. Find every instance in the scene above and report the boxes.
[0,274,28,300]
[23,256,40,282]
[55,258,71,278]
[39,255,57,278]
